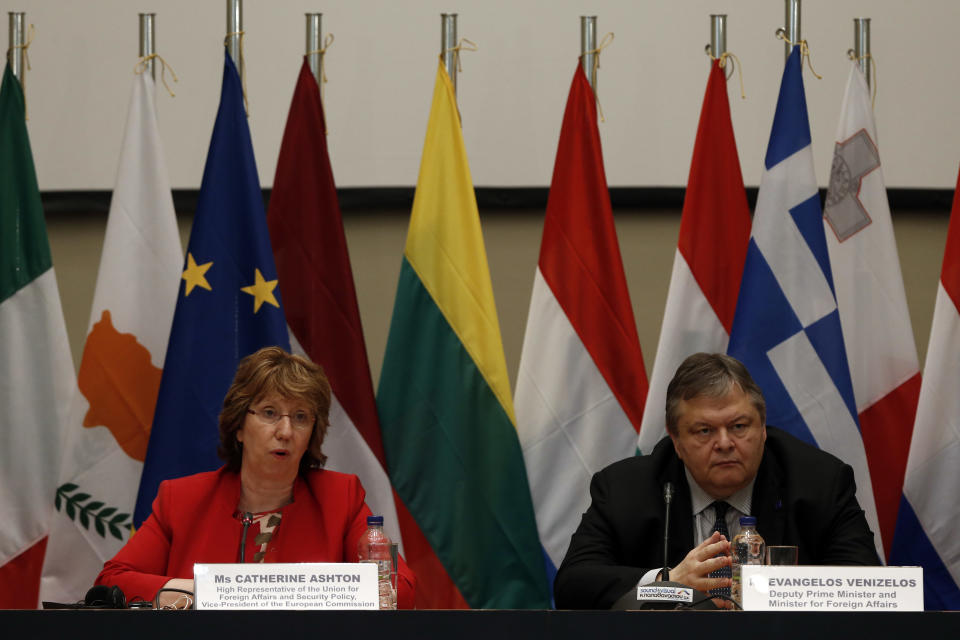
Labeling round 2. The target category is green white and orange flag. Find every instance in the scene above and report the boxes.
[0,64,74,609]
[39,71,183,603]
[377,61,550,609]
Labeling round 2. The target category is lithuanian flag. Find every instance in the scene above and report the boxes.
[377,61,550,609]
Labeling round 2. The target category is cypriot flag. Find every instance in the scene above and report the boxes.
[40,72,183,603]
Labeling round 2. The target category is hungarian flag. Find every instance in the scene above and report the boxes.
[0,64,74,608]
[134,51,290,525]
[40,71,183,603]
[824,61,920,560]
[377,61,549,609]
[727,45,883,560]
[638,59,751,454]
[267,59,406,556]
[514,63,647,585]
[890,168,960,609]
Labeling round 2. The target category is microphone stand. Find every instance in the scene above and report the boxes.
[238,512,254,563]
[662,482,674,581]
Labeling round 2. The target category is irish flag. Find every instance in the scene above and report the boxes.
[40,70,183,604]
[377,61,549,609]
[0,64,74,608]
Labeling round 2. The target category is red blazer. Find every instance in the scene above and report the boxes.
[97,467,415,609]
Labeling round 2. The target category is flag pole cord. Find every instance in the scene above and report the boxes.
[579,32,613,123]
[705,46,746,100]
[847,50,878,109]
[443,37,478,74]
[134,54,179,98]
[775,28,822,80]
[6,20,33,120]
[306,34,335,105]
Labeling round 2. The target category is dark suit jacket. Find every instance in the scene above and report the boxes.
[554,426,879,609]
[97,467,416,609]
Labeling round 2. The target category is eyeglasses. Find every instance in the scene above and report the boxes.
[247,407,315,430]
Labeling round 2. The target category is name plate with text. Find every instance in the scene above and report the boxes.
[194,563,378,610]
[741,565,923,612]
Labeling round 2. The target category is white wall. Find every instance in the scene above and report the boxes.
[6,0,959,191]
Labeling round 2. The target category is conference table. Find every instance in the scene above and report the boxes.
[4,609,959,639]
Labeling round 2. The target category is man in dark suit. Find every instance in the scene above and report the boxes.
[554,353,879,609]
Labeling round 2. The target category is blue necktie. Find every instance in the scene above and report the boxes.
[709,501,731,598]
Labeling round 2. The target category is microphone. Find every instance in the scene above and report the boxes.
[608,481,718,610]
[238,512,254,563]
[662,482,674,581]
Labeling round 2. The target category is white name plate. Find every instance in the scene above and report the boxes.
[741,565,923,612]
[194,563,379,610]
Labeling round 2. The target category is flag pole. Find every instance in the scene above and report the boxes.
[139,13,156,80]
[226,0,242,68]
[854,17,871,90]
[580,16,597,93]
[306,13,322,89]
[8,12,25,86]
[441,13,457,96]
[710,14,727,58]
[784,0,801,61]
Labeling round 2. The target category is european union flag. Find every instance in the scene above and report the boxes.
[134,51,289,526]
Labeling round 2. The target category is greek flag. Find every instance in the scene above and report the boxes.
[727,46,882,559]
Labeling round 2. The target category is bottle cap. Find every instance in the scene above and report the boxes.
[367,515,384,526]
[739,516,757,526]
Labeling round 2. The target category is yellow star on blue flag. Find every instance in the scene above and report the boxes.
[181,252,213,296]
[136,50,290,527]
[241,268,279,313]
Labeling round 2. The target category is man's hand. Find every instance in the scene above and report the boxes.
[662,531,732,607]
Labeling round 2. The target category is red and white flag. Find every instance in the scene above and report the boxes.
[638,60,751,454]
[824,62,920,559]
[515,64,648,579]
[890,166,960,607]
[38,72,183,604]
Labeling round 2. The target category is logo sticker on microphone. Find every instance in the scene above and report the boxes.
[636,585,694,602]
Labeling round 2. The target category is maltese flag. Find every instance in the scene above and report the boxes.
[824,61,920,561]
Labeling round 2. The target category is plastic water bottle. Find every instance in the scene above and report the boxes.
[357,515,396,610]
[731,516,765,607]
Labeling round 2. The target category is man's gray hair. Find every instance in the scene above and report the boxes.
[665,353,766,434]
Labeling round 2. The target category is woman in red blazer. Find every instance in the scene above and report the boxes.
[97,347,415,609]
